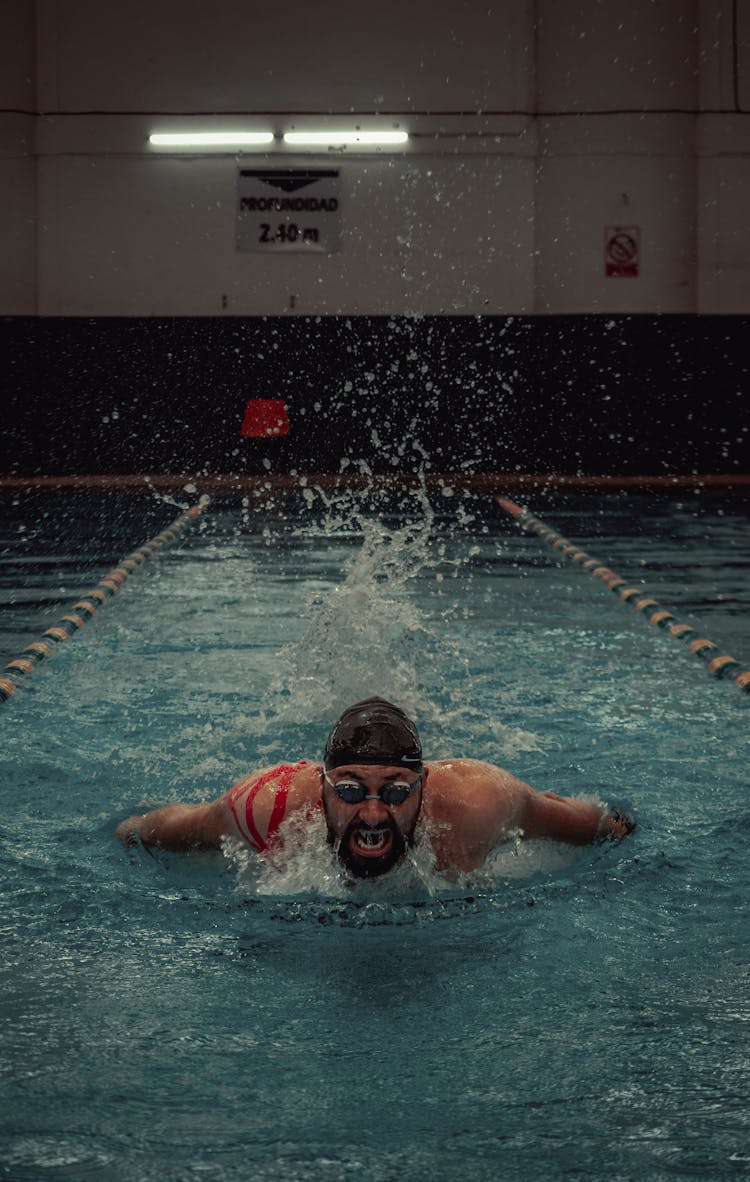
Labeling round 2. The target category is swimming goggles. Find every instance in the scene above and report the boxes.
[323,770,423,806]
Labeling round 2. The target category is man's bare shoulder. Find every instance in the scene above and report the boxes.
[228,759,320,791]
[286,761,323,807]
[224,760,321,831]
[424,758,531,824]
[422,759,532,871]
[426,758,528,792]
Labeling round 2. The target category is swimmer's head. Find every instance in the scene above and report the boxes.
[323,697,423,773]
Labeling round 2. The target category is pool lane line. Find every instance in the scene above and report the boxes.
[0,503,205,705]
[496,496,750,693]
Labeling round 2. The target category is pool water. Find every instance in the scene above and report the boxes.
[0,487,748,1182]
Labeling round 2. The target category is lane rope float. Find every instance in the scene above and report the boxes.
[497,496,750,693]
[0,502,206,704]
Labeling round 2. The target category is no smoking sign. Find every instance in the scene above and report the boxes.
[605,225,640,277]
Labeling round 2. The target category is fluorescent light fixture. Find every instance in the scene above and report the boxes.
[149,131,274,147]
[283,130,408,146]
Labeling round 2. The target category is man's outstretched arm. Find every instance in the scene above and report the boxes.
[115,796,232,851]
[522,790,635,845]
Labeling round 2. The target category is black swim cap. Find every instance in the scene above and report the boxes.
[324,697,423,772]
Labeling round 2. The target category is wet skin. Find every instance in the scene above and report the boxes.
[321,764,425,879]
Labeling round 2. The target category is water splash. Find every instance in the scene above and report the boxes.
[233,478,541,766]
[222,790,580,907]
[257,483,445,725]
[223,809,446,902]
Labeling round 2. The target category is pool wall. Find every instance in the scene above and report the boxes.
[3,313,748,479]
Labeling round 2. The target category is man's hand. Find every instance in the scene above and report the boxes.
[596,808,636,842]
[523,790,635,845]
[115,816,143,847]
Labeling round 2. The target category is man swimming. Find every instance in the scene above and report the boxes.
[115,696,635,877]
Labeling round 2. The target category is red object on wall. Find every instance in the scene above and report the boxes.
[240,399,290,438]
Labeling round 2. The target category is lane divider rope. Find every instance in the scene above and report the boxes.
[0,503,205,704]
[496,496,749,693]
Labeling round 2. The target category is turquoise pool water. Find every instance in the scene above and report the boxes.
[1,488,748,1181]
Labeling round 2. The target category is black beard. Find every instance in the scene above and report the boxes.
[327,815,412,880]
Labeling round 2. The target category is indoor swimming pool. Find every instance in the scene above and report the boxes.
[0,486,748,1181]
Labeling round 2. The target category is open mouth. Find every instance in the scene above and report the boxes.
[350,826,393,858]
[331,815,409,878]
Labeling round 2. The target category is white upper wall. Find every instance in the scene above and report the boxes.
[0,0,35,108]
[2,0,749,316]
[37,0,533,113]
[537,0,699,111]
[738,0,750,110]
[0,2,37,311]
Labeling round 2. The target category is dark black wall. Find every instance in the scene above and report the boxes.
[2,315,748,476]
